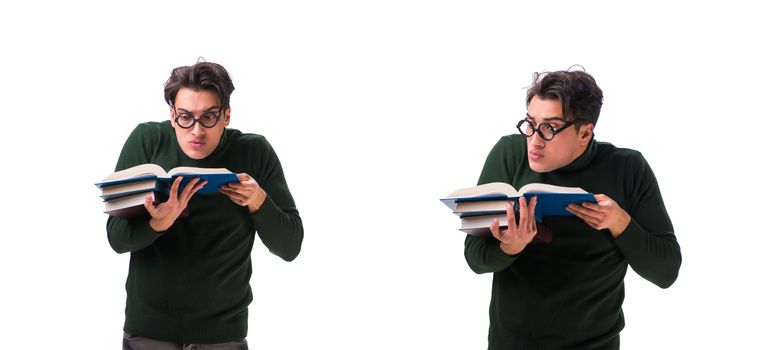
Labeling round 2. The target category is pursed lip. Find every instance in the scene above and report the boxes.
[189,139,205,147]
[528,150,543,160]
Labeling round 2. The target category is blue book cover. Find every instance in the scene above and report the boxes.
[522,192,597,218]
[165,173,239,193]
[97,164,239,195]
[442,182,597,220]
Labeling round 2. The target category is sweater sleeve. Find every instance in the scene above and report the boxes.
[106,124,163,254]
[464,136,519,273]
[613,153,681,288]
[251,138,303,262]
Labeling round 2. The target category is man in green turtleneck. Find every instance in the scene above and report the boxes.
[107,61,303,349]
[464,68,681,349]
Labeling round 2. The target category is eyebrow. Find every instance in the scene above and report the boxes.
[525,113,567,122]
[176,106,222,113]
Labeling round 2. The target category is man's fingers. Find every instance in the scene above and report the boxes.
[180,177,201,196]
[583,217,603,230]
[528,196,538,233]
[568,203,597,220]
[179,179,207,207]
[518,196,530,230]
[176,177,199,203]
[236,173,252,183]
[221,187,246,201]
[581,201,603,211]
[220,186,254,207]
[505,201,517,232]
[567,204,606,230]
[144,195,157,215]
[567,205,586,221]
[191,179,207,195]
[490,218,502,240]
[168,176,184,203]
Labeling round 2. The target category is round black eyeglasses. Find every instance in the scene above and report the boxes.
[516,118,579,141]
[173,108,223,129]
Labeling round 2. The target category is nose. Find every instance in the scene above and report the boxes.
[529,130,545,148]
[190,120,206,137]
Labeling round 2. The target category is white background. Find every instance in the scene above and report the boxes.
[1,1,766,348]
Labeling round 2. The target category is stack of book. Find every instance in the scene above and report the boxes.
[440,182,596,239]
[96,164,239,218]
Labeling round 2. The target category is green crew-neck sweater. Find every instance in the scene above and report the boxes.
[107,121,303,344]
[465,135,681,350]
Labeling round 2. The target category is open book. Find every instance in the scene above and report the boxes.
[99,178,160,200]
[96,163,239,194]
[102,191,188,219]
[441,182,596,219]
[104,192,158,219]
[459,213,553,243]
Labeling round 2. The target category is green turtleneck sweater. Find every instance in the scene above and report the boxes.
[107,121,303,344]
[465,135,681,350]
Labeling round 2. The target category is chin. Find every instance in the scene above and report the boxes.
[528,160,554,173]
[184,149,212,160]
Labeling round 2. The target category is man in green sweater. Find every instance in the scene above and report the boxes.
[107,61,303,349]
[464,68,681,349]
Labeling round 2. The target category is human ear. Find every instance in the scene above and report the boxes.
[579,123,594,144]
[223,107,231,127]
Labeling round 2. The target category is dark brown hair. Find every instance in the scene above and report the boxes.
[164,61,235,109]
[526,67,603,125]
